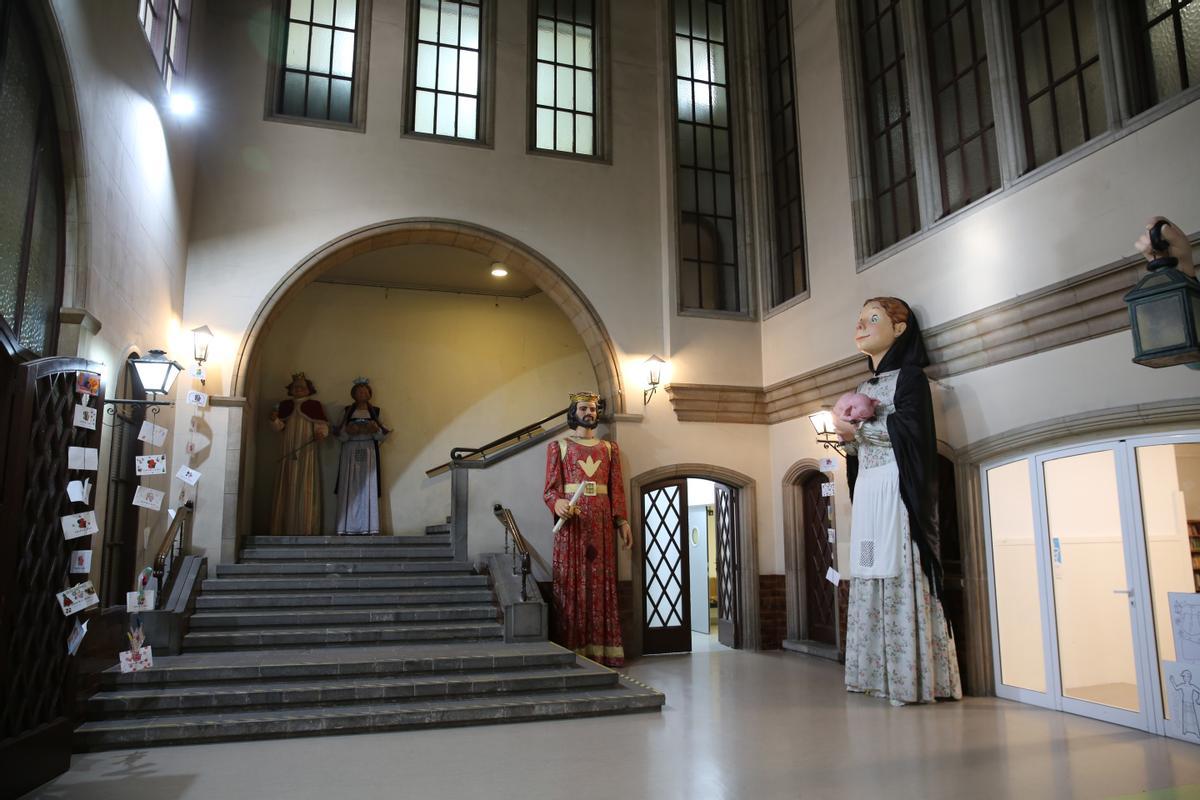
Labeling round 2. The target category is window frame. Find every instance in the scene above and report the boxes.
[525,0,612,163]
[837,0,1200,271]
[264,0,374,133]
[136,0,192,92]
[403,0,496,148]
[667,0,757,320]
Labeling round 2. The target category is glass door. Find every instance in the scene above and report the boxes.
[1036,445,1152,730]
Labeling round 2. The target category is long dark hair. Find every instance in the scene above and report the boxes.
[566,397,606,429]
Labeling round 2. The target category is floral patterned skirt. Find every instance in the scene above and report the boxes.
[844,530,962,704]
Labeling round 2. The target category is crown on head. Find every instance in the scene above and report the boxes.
[569,391,600,405]
[352,376,370,386]
[290,372,308,382]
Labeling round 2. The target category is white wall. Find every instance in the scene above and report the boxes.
[44,0,197,584]
[249,283,594,535]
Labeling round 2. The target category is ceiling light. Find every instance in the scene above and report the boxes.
[168,90,197,117]
[491,263,509,278]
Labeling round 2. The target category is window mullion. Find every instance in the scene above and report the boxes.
[1091,0,1127,130]
[837,0,879,262]
[978,1,1026,184]
[899,0,943,226]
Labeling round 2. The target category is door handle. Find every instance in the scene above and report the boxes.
[1112,588,1132,595]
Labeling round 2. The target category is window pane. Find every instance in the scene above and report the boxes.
[537,62,554,105]
[418,0,439,40]
[575,113,594,154]
[416,42,437,89]
[281,71,306,115]
[290,0,312,21]
[555,109,574,151]
[675,36,692,78]
[332,30,355,77]
[334,0,356,29]
[436,92,456,135]
[536,107,554,148]
[440,1,460,45]
[575,26,593,68]
[1028,93,1055,165]
[708,0,725,42]
[20,159,60,356]
[556,64,573,108]
[538,18,556,61]
[556,21,575,66]
[306,75,329,116]
[1148,19,1183,100]
[677,78,694,120]
[309,26,332,73]
[286,22,310,69]
[574,70,592,113]
[437,46,459,91]
[459,49,478,96]
[330,77,352,121]
[678,122,695,166]
[712,85,728,126]
[312,0,334,26]
[0,29,40,328]
[457,95,477,138]
[414,88,436,132]
[461,3,481,49]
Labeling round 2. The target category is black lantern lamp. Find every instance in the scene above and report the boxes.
[104,349,183,416]
[808,409,847,457]
[1124,220,1200,368]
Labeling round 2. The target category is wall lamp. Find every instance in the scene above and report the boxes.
[103,349,183,415]
[1124,219,1200,369]
[191,325,213,385]
[807,408,847,457]
[643,354,666,405]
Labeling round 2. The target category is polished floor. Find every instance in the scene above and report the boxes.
[21,634,1200,800]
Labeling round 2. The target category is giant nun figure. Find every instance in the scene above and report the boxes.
[833,297,962,705]
[334,377,390,535]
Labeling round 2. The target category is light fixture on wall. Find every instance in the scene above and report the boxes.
[191,325,213,385]
[1124,219,1200,369]
[808,408,846,456]
[642,354,667,405]
[103,349,184,415]
[490,263,509,277]
[167,89,197,118]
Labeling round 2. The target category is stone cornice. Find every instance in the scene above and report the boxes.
[668,235,1199,425]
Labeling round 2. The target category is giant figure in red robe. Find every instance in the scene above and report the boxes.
[543,392,631,666]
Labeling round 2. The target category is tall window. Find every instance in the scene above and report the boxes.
[531,0,601,157]
[275,0,366,125]
[856,0,918,253]
[138,0,191,91]
[1011,0,1107,168]
[0,2,64,357]
[762,0,807,307]
[925,0,999,214]
[409,0,487,141]
[1134,0,1200,108]
[673,0,741,313]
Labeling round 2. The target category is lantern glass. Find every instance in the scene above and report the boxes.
[643,355,666,387]
[808,410,835,437]
[1134,295,1188,352]
[131,350,183,396]
[192,325,213,363]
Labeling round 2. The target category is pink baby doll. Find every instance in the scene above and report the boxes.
[834,391,878,426]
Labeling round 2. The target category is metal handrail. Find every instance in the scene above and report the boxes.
[493,504,541,602]
[152,501,194,605]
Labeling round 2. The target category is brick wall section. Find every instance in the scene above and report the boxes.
[759,574,787,650]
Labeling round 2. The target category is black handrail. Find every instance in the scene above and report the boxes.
[493,504,541,602]
[153,501,194,604]
[450,406,569,462]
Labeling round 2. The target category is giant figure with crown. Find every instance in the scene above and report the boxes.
[543,391,631,666]
[270,371,330,536]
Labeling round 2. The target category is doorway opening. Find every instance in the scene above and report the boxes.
[636,468,757,656]
[101,355,145,606]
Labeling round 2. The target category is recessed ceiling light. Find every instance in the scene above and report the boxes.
[168,90,197,117]
[491,263,509,278]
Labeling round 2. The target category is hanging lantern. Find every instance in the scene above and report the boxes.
[1124,221,1200,368]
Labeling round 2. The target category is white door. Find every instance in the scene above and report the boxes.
[688,506,710,635]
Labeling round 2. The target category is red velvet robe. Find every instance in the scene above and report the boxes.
[543,436,627,666]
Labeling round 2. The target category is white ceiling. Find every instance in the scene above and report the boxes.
[317,244,540,298]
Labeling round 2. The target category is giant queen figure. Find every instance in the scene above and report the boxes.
[543,392,631,666]
[269,372,330,536]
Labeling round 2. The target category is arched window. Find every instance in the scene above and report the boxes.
[0,0,65,358]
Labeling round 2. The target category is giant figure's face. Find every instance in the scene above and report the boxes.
[352,384,371,403]
[290,378,311,398]
[854,301,906,360]
[574,400,599,429]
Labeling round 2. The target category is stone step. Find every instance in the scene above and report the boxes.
[188,604,499,629]
[213,561,473,577]
[240,546,453,561]
[195,588,495,610]
[244,535,450,546]
[202,574,490,593]
[87,662,616,718]
[182,620,505,650]
[101,642,578,688]
[75,678,664,750]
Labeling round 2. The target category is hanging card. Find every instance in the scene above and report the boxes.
[135,454,167,475]
[75,372,100,396]
[820,482,836,497]
[61,510,99,540]
[67,619,88,655]
[69,550,92,573]
[137,420,169,447]
[132,485,165,511]
[176,465,201,486]
[56,581,98,616]
[73,404,98,430]
[68,447,99,471]
[185,390,208,407]
[825,567,841,585]
[819,457,836,473]
[126,590,156,612]
[67,478,93,504]
[190,365,207,381]
[119,646,154,673]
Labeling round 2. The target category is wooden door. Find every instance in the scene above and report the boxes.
[641,478,691,654]
[0,343,105,798]
[802,472,837,645]
[714,484,740,648]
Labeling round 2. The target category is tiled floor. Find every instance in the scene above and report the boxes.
[21,637,1200,800]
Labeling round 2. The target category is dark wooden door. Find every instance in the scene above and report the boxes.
[101,359,144,606]
[802,472,837,645]
[0,343,105,798]
[641,478,691,654]
[714,484,740,648]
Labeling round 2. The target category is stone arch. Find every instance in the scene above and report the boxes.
[626,463,760,656]
[230,218,626,414]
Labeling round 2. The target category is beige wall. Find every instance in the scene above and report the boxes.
[249,283,595,535]
[42,0,198,584]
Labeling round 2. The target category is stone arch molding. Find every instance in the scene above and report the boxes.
[230,218,626,413]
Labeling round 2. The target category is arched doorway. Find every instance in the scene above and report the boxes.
[628,464,760,657]
[226,220,627,546]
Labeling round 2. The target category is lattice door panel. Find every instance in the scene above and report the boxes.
[0,356,104,789]
[802,473,836,644]
[641,479,691,654]
[714,483,740,648]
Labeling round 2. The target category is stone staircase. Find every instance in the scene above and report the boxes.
[76,532,662,750]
